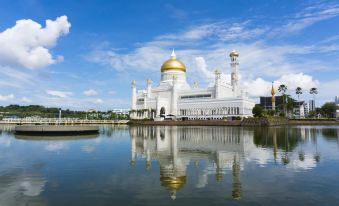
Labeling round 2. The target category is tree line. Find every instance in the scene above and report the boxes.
[0,105,129,120]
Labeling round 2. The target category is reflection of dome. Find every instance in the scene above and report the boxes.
[161,50,186,72]
[160,176,186,200]
[229,50,239,57]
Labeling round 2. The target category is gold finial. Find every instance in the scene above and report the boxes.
[147,79,152,85]
[171,49,176,59]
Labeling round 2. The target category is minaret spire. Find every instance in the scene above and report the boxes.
[271,81,276,111]
[171,49,176,59]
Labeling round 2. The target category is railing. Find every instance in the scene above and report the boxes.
[0,118,129,124]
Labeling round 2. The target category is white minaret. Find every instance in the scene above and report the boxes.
[230,50,239,97]
[214,69,221,98]
[147,79,152,98]
[131,80,137,110]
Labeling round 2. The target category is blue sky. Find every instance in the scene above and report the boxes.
[0,0,338,110]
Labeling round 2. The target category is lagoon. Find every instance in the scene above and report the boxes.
[0,125,339,205]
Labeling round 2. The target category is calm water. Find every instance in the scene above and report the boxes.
[0,125,339,206]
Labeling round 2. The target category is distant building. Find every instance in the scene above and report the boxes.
[303,102,309,117]
[111,109,130,115]
[309,100,315,111]
[335,96,339,106]
[336,109,339,121]
[259,95,306,118]
[293,101,305,119]
[259,96,284,111]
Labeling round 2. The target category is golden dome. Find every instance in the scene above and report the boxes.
[229,50,239,57]
[161,50,186,72]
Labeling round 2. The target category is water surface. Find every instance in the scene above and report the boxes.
[0,125,339,205]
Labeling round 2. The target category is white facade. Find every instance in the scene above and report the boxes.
[130,50,255,120]
[303,102,309,117]
[293,101,305,119]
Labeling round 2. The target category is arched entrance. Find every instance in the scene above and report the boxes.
[160,107,166,117]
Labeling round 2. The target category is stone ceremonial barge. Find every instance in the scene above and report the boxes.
[130,50,255,120]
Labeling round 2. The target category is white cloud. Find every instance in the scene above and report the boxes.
[83,89,99,96]
[195,57,214,79]
[243,78,272,97]
[279,3,339,34]
[46,90,72,98]
[0,16,71,69]
[94,98,103,104]
[0,94,14,101]
[20,97,31,103]
[275,73,319,91]
[242,73,319,98]
[157,21,267,42]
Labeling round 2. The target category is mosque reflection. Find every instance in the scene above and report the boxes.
[130,126,249,200]
[129,126,336,200]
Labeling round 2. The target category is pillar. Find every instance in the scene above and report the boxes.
[171,75,178,115]
[214,69,221,98]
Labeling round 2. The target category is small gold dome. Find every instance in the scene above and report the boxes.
[161,50,186,72]
[229,50,239,57]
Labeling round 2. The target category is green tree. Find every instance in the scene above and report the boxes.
[321,102,336,118]
[252,105,263,117]
[278,84,288,114]
[286,95,296,114]
[295,87,302,100]
[310,87,318,110]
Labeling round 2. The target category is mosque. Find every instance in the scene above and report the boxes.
[130,50,255,120]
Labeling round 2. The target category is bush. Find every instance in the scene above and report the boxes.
[267,110,275,116]
[252,105,263,117]
[234,116,242,120]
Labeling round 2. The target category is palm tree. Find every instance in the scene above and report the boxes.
[309,87,318,112]
[296,87,302,101]
[296,87,302,117]
[278,84,288,114]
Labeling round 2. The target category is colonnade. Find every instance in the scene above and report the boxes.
[179,107,240,116]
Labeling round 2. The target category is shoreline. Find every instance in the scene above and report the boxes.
[0,120,338,126]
